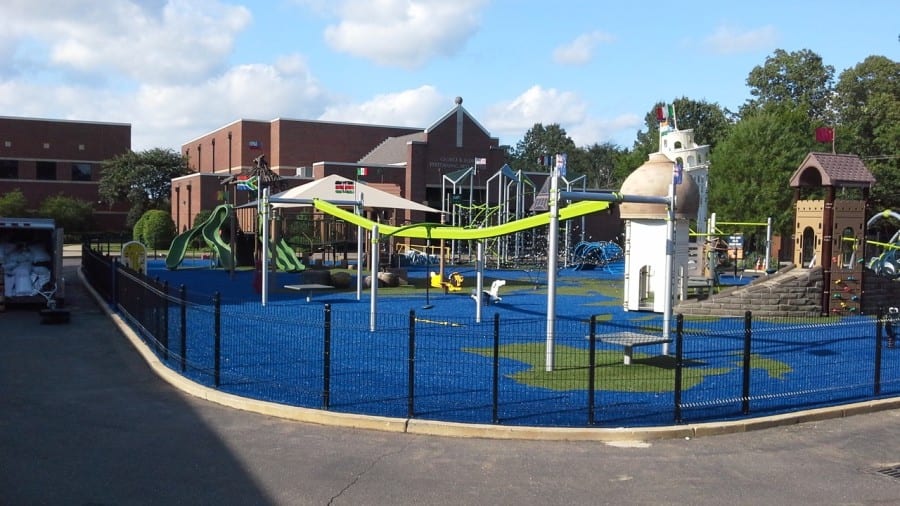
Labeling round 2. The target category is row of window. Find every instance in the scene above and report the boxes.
[0,159,93,181]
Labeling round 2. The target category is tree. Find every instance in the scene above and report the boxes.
[709,104,817,235]
[99,148,190,228]
[0,188,29,217]
[508,123,577,172]
[573,141,629,189]
[833,55,900,211]
[742,49,835,122]
[37,194,94,236]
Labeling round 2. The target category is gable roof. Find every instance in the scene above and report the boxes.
[789,152,875,188]
[358,132,426,165]
[425,102,492,138]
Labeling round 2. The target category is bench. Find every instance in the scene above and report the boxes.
[596,331,671,365]
[284,283,334,302]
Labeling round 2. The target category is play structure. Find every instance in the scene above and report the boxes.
[569,240,624,271]
[789,153,875,315]
[165,203,305,272]
[430,271,465,293]
[865,209,900,279]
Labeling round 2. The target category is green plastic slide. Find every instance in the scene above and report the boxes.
[165,204,235,270]
[270,238,305,272]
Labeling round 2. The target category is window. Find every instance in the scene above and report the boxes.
[0,159,17,178]
[71,163,93,181]
[36,161,57,180]
[841,227,856,268]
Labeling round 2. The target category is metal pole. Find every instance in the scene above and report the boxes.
[475,240,484,323]
[765,217,773,271]
[545,164,560,372]
[261,187,269,307]
[369,224,379,332]
[356,196,364,300]
[662,181,675,351]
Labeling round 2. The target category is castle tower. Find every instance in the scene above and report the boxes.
[788,153,875,315]
[656,105,711,232]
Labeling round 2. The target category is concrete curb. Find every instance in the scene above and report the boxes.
[79,267,900,441]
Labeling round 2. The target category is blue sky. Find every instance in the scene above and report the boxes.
[1,0,897,152]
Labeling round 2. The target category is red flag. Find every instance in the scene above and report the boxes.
[815,127,834,143]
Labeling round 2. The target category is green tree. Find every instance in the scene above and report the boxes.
[833,55,900,211]
[0,188,29,217]
[742,48,835,122]
[37,194,94,236]
[709,105,817,235]
[508,123,577,172]
[573,141,629,189]
[99,148,190,228]
[140,210,177,251]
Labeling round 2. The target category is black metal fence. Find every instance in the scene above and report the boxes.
[81,244,900,428]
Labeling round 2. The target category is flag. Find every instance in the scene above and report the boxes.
[335,180,355,194]
[815,127,834,143]
[474,157,487,165]
[357,167,369,176]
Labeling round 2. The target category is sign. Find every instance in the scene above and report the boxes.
[121,241,147,274]
[555,153,567,177]
[727,234,744,260]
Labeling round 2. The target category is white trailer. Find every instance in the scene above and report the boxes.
[0,217,67,319]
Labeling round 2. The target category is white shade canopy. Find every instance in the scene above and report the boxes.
[254,174,443,213]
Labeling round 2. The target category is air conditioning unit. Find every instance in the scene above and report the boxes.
[296,166,312,178]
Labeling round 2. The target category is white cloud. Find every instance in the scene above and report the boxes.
[552,31,615,66]
[703,24,778,55]
[484,85,641,147]
[3,0,252,84]
[318,85,446,127]
[322,0,488,69]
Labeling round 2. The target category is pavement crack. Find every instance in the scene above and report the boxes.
[327,441,411,505]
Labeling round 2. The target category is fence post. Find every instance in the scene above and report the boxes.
[742,311,752,415]
[161,281,169,361]
[214,291,221,388]
[492,313,500,424]
[408,309,416,419]
[323,304,332,409]
[674,313,684,424]
[110,257,118,310]
[875,306,884,396]
[179,285,187,372]
[588,314,597,425]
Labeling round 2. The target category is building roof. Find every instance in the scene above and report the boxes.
[358,132,426,165]
[789,152,875,189]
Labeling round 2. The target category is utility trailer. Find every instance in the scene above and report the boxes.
[0,217,68,323]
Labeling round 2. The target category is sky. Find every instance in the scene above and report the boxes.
[1,0,897,152]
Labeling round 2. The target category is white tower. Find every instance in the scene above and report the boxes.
[656,105,711,232]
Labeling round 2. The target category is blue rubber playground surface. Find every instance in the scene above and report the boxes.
[138,258,900,427]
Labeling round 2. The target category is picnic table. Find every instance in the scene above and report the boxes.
[596,331,671,365]
[284,283,334,302]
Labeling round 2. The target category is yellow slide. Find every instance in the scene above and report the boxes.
[312,199,610,239]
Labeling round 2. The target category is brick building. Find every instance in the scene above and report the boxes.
[0,116,132,231]
[174,99,620,256]
[174,99,507,233]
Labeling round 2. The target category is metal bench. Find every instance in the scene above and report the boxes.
[596,331,671,365]
[284,283,334,302]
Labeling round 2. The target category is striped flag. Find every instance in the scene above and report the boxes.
[475,157,487,165]
[335,180,355,194]
[357,167,369,176]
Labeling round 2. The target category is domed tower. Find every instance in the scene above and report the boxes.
[620,152,699,313]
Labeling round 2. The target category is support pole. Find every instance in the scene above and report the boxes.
[475,240,484,323]
[261,187,270,307]
[545,165,560,372]
[369,224,379,332]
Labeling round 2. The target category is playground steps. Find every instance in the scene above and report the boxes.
[676,266,823,318]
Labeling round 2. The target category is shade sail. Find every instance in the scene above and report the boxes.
[264,174,442,213]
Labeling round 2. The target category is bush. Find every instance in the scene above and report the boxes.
[0,189,29,217]
[38,194,94,235]
[138,210,176,251]
[133,213,148,242]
